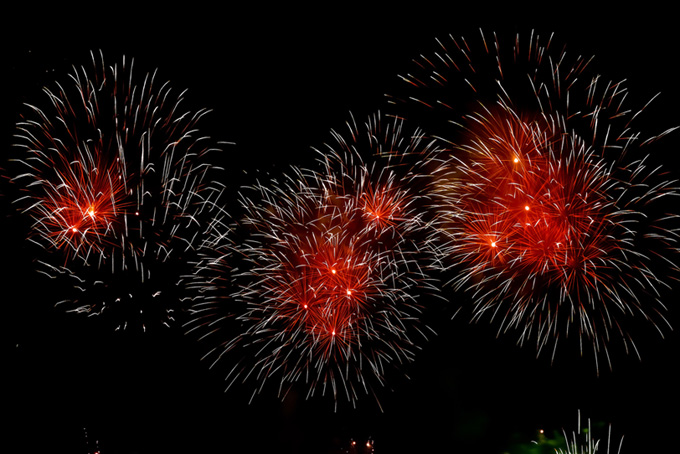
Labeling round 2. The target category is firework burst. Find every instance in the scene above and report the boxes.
[388,29,680,368]
[11,50,226,330]
[184,112,446,407]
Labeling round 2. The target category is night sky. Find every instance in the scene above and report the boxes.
[3,6,679,454]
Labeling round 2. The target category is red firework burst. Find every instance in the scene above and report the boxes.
[390,30,679,368]
[11,50,225,330]
[184,113,445,407]
[25,147,129,260]
[450,107,623,302]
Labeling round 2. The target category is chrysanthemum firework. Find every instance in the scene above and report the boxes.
[388,29,679,369]
[184,112,446,408]
[11,50,226,330]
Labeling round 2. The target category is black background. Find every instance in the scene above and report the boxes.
[3,5,679,454]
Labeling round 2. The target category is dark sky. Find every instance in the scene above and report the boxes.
[3,6,679,454]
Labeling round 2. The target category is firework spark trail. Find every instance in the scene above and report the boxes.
[554,412,623,454]
[11,50,226,331]
[183,112,447,407]
[387,29,680,369]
